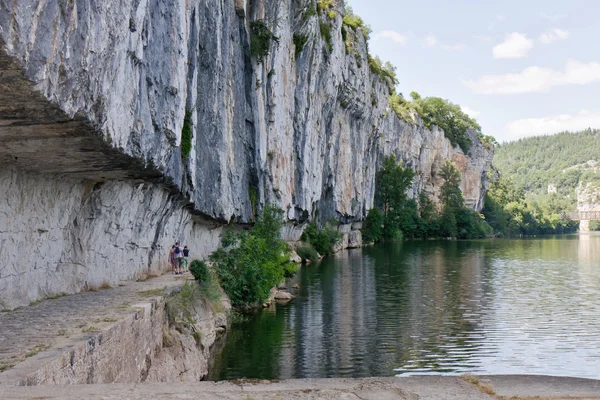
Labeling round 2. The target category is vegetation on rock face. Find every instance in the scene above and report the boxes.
[330,6,494,153]
[342,6,371,39]
[293,33,310,58]
[209,204,296,306]
[368,55,398,91]
[316,0,335,14]
[363,156,492,242]
[319,21,333,52]
[250,20,279,63]
[301,222,343,256]
[389,92,491,154]
[181,111,193,157]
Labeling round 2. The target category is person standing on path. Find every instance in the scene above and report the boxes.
[183,245,190,271]
[174,241,183,275]
[169,245,176,274]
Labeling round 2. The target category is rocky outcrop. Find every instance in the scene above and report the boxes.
[0,0,493,307]
[577,181,600,232]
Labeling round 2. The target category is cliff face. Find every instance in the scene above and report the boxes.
[0,0,492,222]
[0,0,493,308]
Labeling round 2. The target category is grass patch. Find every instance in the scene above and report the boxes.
[162,327,179,348]
[460,374,496,396]
[25,344,50,358]
[116,303,131,310]
[95,317,119,323]
[139,288,166,297]
[166,281,202,331]
[192,331,202,346]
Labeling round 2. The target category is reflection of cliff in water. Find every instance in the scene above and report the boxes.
[213,236,600,380]
[279,242,492,377]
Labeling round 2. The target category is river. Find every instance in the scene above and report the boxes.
[210,234,600,380]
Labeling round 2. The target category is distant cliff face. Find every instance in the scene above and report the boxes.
[0,0,492,223]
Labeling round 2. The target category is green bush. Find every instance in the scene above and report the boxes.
[250,20,279,62]
[342,6,371,39]
[181,111,193,157]
[301,222,343,255]
[362,208,383,243]
[368,55,398,88]
[316,0,334,14]
[210,204,295,306]
[293,33,309,58]
[295,244,319,263]
[303,5,317,20]
[189,260,210,283]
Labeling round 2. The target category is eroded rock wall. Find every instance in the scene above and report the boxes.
[0,167,223,309]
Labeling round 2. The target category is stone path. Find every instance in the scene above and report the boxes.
[0,272,191,375]
[3,376,600,399]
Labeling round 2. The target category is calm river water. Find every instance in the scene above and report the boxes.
[211,234,600,380]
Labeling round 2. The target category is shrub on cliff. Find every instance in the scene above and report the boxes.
[181,111,193,157]
[189,260,210,283]
[301,223,343,255]
[210,204,295,306]
[250,20,279,63]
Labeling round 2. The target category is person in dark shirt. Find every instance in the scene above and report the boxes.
[183,246,190,271]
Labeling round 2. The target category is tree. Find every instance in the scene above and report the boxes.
[375,155,416,240]
[439,160,464,212]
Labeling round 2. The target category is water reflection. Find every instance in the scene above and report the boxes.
[211,234,600,380]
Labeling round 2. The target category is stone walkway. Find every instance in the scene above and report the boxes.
[0,272,191,376]
[3,376,600,399]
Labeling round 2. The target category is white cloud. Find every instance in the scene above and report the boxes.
[374,30,408,46]
[493,32,534,59]
[496,15,506,21]
[442,43,466,51]
[425,33,438,47]
[539,28,569,44]
[462,59,600,94]
[540,12,567,22]
[505,110,600,141]
[461,106,480,118]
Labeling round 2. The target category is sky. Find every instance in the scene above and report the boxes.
[348,0,600,143]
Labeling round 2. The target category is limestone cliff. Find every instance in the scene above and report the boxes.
[0,0,493,308]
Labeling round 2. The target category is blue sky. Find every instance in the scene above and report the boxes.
[348,0,600,142]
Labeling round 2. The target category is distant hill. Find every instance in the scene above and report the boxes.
[494,129,600,200]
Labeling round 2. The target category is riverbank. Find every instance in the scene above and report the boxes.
[3,375,600,399]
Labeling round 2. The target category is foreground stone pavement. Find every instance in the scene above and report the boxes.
[0,273,190,380]
[3,376,600,400]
